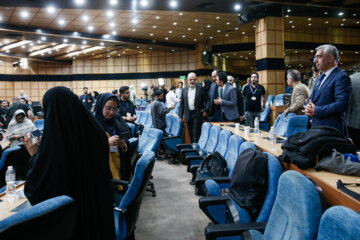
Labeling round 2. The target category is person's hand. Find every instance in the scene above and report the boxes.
[304,100,316,117]
[240,116,244,122]
[22,132,39,156]
[214,98,221,105]
[88,99,91,103]
[11,135,21,140]
[169,105,175,109]
[119,138,126,151]
[109,135,121,146]
[202,111,208,118]
[283,109,289,116]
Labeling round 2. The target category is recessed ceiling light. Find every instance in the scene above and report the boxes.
[234,3,241,11]
[107,49,110,52]
[194,39,197,41]
[209,36,213,39]
[74,0,85,6]
[165,37,169,40]
[155,16,160,19]
[118,54,121,56]
[106,10,113,17]
[30,42,34,46]
[150,33,154,36]
[179,12,183,16]
[182,35,186,38]
[41,36,46,41]
[171,49,175,52]
[217,29,221,32]
[100,42,104,46]
[4,39,10,44]
[110,0,118,6]
[207,24,211,28]
[153,25,157,28]
[216,16,220,19]
[82,15,89,21]
[110,22,115,27]
[88,25,94,31]
[173,22,177,25]
[285,15,289,18]
[72,44,75,48]
[253,25,256,28]
[59,19,65,25]
[52,42,56,46]
[188,28,191,31]
[48,51,52,54]
[169,30,172,33]
[37,40,42,44]
[103,34,110,39]
[356,51,359,54]
[112,31,117,35]
[132,18,138,24]
[199,32,203,35]
[294,51,298,53]
[46,6,56,14]
[291,25,295,28]
[356,21,360,24]
[169,1,178,8]
[324,12,328,15]
[353,13,357,16]
[341,23,344,26]
[225,34,229,37]
[242,31,245,34]
[235,27,239,30]
[194,19,198,22]
[66,50,70,53]
[325,21,329,24]
[20,11,29,19]
[311,50,314,53]
[107,55,110,58]
[289,20,293,23]
[40,53,44,56]
[132,29,136,32]
[308,23,312,26]
[136,46,140,49]
[82,40,87,44]
[287,9,291,13]
[73,32,79,36]
[29,49,33,52]
[21,45,26,49]
[342,19,346,21]
[308,18,311,21]
[338,12,344,16]
[226,22,230,25]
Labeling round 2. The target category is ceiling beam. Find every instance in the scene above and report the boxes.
[29,43,70,57]
[0,40,32,51]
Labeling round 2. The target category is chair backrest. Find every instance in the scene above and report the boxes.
[116,151,155,240]
[265,95,275,106]
[165,114,172,134]
[204,126,221,153]
[224,135,243,174]
[135,111,143,124]
[144,112,152,126]
[255,152,282,222]
[274,113,308,137]
[214,130,231,157]
[34,119,44,131]
[260,106,270,122]
[317,206,360,240]
[273,113,296,137]
[0,195,76,240]
[127,123,135,137]
[262,170,323,240]
[141,100,147,107]
[169,115,182,137]
[135,99,142,106]
[239,141,256,155]
[197,122,212,148]
[0,145,21,188]
[138,126,163,154]
[274,94,284,106]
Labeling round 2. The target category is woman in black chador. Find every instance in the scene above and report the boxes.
[23,86,115,240]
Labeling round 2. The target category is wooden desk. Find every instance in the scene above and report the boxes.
[269,105,287,126]
[213,122,360,213]
[0,182,29,220]
[1,139,10,150]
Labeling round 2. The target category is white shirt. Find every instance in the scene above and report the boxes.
[166,90,179,107]
[175,88,182,99]
[188,86,196,111]
[318,65,337,90]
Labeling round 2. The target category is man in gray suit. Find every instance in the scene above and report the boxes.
[214,71,239,122]
[283,69,311,116]
[347,71,360,147]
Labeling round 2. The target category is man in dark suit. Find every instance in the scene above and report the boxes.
[214,72,239,122]
[207,70,221,122]
[79,87,94,111]
[179,72,207,142]
[305,44,352,135]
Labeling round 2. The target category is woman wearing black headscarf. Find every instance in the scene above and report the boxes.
[94,93,132,191]
[23,87,115,240]
[203,78,212,96]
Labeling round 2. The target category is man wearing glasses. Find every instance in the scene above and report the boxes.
[305,44,352,136]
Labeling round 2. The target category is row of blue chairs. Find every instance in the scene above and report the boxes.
[265,93,291,107]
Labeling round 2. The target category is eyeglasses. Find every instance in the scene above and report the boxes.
[104,106,119,112]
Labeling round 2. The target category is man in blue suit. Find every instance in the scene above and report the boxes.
[207,70,222,122]
[214,71,239,122]
[305,44,352,136]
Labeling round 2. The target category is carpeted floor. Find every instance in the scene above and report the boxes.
[135,158,210,240]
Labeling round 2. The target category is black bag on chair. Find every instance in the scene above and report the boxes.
[197,151,228,178]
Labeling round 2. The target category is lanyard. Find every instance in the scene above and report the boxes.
[250,85,258,96]
[106,127,116,136]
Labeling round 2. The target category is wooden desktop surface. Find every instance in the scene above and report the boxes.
[0,182,29,220]
[213,122,360,213]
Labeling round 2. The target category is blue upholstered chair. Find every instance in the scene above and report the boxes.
[162,115,183,161]
[259,106,270,131]
[273,113,308,137]
[135,99,142,106]
[194,135,245,195]
[204,170,324,240]
[317,206,360,240]
[0,145,22,192]
[165,114,172,134]
[127,123,135,137]
[113,151,155,240]
[144,112,152,127]
[265,95,275,106]
[137,126,163,155]
[0,195,76,240]
[274,94,284,106]
[134,111,143,125]
[34,119,44,131]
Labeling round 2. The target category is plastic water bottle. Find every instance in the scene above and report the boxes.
[269,127,277,144]
[254,117,260,135]
[5,166,16,203]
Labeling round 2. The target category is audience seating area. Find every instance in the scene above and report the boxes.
[273,113,308,137]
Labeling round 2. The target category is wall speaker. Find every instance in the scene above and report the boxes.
[202,51,213,65]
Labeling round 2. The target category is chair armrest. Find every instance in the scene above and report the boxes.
[195,176,231,189]
[185,155,204,163]
[190,164,200,182]
[199,195,231,209]
[112,179,129,187]
[176,143,193,151]
[205,222,267,240]
[163,135,182,141]
[181,149,200,156]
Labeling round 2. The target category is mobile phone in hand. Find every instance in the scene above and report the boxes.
[30,129,43,142]
[119,132,129,140]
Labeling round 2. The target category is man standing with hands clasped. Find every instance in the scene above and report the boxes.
[305,44,351,135]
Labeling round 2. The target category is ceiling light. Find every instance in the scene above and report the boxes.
[46,6,56,14]
[136,46,140,49]
[109,0,118,6]
[106,10,113,17]
[235,27,239,30]
[253,25,256,28]
[155,16,160,19]
[341,23,344,26]
[287,9,291,13]
[194,39,197,41]
[308,18,311,21]
[357,21,360,24]
[41,36,46,41]
[74,0,85,6]
[234,3,241,11]
[289,20,293,23]
[171,49,175,52]
[153,25,157,28]
[188,28,191,31]
[194,19,198,22]
[325,21,329,24]
[132,18,138,24]
[216,16,220,19]
[169,30,172,33]
[88,25,94,31]
[52,42,56,46]
[179,12,183,16]
[285,15,289,18]
[82,40,87,44]
[308,23,312,26]
[122,51,126,53]
[82,15,89,21]
[199,32,203,35]
[66,50,70,53]
[342,19,346,21]
[112,31,117,35]
[21,45,25,49]
[226,22,230,25]
[20,11,29,19]
[29,49,32,52]
[182,35,186,38]
[207,24,211,28]
[169,0,178,8]
[37,40,42,44]
[338,12,344,16]
[173,22,177,25]
[150,33,154,36]
[355,51,359,54]
[30,42,34,46]
[73,32,79,36]
[209,36,213,39]
[165,37,169,40]
[48,51,52,54]
[217,29,221,32]
[242,31,245,34]
[225,34,229,37]
[63,38,68,43]
[103,34,110,39]
[59,19,65,25]
[291,25,295,28]
[100,42,104,46]
[324,12,328,15]
[132,29,136,32]
[110,22,115,27]
[4,39,10,44]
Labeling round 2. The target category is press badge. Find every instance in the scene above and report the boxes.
[251,96,256,101]
[110,146,119,152]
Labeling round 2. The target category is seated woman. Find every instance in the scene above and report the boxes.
[94,93,132,197]
[7,109,36,147]
[23,87,115,240]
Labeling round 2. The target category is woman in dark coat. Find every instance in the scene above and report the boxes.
[23,87,115,240]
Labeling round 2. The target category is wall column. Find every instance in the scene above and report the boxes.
[255,15,285,96]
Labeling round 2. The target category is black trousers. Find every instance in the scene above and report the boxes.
[187,110,202,143]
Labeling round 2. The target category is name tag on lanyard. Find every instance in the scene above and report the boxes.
[250,85,258,101]
[110,146,119,153]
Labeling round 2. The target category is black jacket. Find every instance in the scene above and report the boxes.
[179,84,207,123]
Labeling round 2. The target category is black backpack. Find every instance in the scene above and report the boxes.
[228,148,268,221]
[197,151,228,178]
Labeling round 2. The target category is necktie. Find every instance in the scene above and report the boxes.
[220,87,224,99]
[313,73,326,98]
